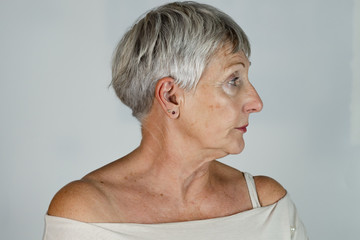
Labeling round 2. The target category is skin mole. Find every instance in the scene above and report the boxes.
[208,104,220,110]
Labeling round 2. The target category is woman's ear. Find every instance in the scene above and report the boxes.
[155,77,182,118]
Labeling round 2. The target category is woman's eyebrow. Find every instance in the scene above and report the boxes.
[224,62,246,72]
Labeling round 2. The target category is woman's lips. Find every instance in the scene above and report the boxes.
[236,124,248,133]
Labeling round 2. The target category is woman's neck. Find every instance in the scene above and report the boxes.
[124,112,226,203]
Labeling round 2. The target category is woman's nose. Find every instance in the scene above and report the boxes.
[243,84,263,113]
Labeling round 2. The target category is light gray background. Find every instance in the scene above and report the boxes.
[1,0,359,239]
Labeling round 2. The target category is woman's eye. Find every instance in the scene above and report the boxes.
[228,77,240,87]
[221,73,243,96]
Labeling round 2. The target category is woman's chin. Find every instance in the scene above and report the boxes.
[226,143,245,155]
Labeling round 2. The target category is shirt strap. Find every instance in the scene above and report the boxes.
[243,172,261,208]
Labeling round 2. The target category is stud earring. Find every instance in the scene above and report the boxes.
[167,109,176,115]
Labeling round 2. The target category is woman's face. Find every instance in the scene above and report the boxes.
[180,45,263,155]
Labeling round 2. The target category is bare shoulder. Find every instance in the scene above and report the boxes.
[211,162,286,206]
[254,175,287,207]
[47,179,108,222]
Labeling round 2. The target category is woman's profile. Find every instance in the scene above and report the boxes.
[43,1,308,239]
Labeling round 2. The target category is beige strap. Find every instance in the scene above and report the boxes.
[244,172,261,208]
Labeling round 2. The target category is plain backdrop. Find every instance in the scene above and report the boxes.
[1,0,359,239]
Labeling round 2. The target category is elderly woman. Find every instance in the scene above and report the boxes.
[43,1,308,239]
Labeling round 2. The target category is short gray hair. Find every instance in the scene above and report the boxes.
[111,1,251,121]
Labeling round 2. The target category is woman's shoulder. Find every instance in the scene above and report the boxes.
[47,158,131,222]
[47,177,110,222]
[253,175,287,207]
[212,162,286,206]
[212,161,287,206]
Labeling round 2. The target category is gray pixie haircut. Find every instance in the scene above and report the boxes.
[111,1,251,121]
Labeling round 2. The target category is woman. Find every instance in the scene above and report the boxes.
[44,1,308,239]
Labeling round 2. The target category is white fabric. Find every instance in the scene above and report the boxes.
[244,172,261,208]
[43,173,308,240]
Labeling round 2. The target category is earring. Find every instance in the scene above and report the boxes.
[167,109,176,115]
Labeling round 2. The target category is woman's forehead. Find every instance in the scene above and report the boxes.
[208,48,250,71]
[195,50,249,88]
